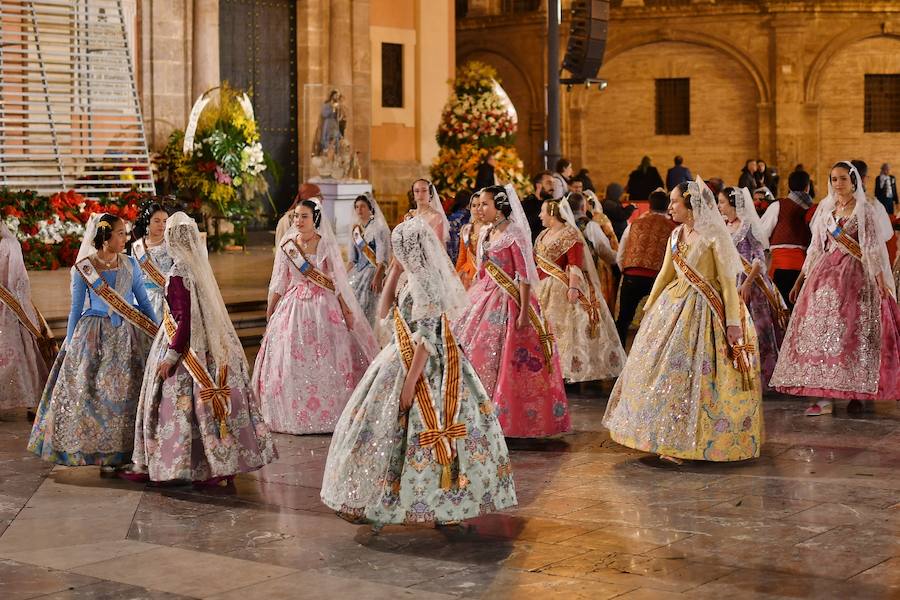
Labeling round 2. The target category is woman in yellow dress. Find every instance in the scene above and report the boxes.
[602,177,763,464]
[455,192,485,289]
[585,190,620,310]
[533,199,625,383]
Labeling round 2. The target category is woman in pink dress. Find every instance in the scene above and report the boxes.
[771,161,900,415]
[453,184,570,438]
[252,199,379,434]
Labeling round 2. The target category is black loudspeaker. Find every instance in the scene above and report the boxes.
[562,0,609,82]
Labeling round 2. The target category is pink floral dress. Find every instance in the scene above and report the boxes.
[452,229,570,438]
[252,251,371,434]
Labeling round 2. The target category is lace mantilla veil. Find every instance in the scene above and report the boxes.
[76,212,105,263]
[165,212,247,373]
[477,183,540,285]
[805,161,896,296]
[0,222,39,324]
[686,176,742,283]
[734,187,769,250]
[391,217,468,322]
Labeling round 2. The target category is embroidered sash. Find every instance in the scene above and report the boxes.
[483,258,555,372]
[0,282,43,340]
[162,312,231,439]
[280,238,336,293]
[740,256,789,330]
[393,308,466,490]
[668,233,755,388]
[534,251,602,338]
[131,238,166,288]
[352,224,378,267]
[74,257,158,338]
[829,223,863,261]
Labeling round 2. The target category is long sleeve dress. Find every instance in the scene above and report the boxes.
[252,248,373,434]
[133,266,277,482]
[321,292,517,526]
[29,255,158,466]
[347,218,390,327]
[534,226,625,383]
[133,240,174,319]
[602,228,764,462]
[452,225,570,438]
[731,223,785,389]
[771,213,900,400]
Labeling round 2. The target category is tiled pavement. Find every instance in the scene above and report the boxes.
[1,395,898,599]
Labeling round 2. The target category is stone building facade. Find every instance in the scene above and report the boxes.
[457,0,900,196]
[135,0,454,218]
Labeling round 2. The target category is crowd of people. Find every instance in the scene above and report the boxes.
[0,153,898,528]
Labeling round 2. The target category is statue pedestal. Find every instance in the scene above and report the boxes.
[312,178,373,246]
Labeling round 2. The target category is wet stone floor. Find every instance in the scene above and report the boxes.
[0,395,898,600]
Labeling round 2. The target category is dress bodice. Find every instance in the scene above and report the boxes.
[534,227,583,279]
[270,248,332,300]
[478,229,527,281]
[350,219,389,269]
[145,242,174,285]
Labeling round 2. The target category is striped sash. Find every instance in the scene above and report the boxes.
[352,225,378,267]
[162,312,231,439]
[669,233,754,388]
[74,257,158,338]
[483,258,555,372]
[534,251,602,338]
[829,223,863,261]
[0,282,43,340]
[132,238,166,288]
[393,308,466,490]
[280,238,336,293]
[740,256,789,330]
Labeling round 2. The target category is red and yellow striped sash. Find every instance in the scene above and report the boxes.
[162,312,231,438]
[393,308,467,490]
[829,225,863,261]
[483,259,555,372]
[280,238,336,293]
[534,251,602,338]
[74,258,158,338]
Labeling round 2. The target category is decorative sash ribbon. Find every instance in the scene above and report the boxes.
[393,308,466,490]
[162,312,231,439]
[131,238,167,289]
[280,238,336,293]
[352,225,378,267]
[0,282,44,340]
[535,251,602,338]
[740,256,789,330]
[483,258,555,372]
[74,258,158,338]
[829,224,863,261]
[669,234,755,390]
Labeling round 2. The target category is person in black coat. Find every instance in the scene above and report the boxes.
[875,163,897,217]
[475,155,496,190]
[602,182,637,240]
[738,159,757,190]
[625,156,664,201]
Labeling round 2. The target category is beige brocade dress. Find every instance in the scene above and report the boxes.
[534,226,625,383]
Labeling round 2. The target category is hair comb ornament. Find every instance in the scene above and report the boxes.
[97,220,112,229]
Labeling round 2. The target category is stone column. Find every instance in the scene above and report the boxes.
[192,0,220,99]
[329,0,353,87]
[770,15,809,191]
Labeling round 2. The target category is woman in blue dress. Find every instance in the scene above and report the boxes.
[347,193,391,327]
[28,213,158,474]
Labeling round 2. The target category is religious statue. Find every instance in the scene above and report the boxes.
[310,88,355,179]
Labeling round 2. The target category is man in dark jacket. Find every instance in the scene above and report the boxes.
[602,182,637,240]
[875,163,897,217]
[625,156,664,201]
[665,155,692,190]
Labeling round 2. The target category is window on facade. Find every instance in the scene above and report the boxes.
[381,43,403,108]
[655,78,690,136]
[864,74,900,133]
[501,0,541,14]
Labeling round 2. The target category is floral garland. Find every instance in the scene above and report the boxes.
[431,61,531,198]
[1,188,145,270]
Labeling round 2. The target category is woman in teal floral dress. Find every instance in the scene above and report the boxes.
[321,216,517,527]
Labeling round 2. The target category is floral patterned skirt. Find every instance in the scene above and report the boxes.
[133,331,277,482]
[453,278,569,438]
[0,315,49,410]
[28,316,152,466]
[772,251,900,400]
[321,333,517,525]
[535,275,624,382]
[602,285,764,462]
[738,272,785,390]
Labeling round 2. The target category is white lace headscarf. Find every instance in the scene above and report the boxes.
[289,198,380,359]
[391,217,468,322]
[349,191,391,261]
[412,179,450,243]
[683,176,742,282]
[733,187,769,250]
[165,212,246,372]
[806,161,895,295]
[76,212,106,262]
[0,222,38,324]
[478,183,540,285]
[558,197,604,294]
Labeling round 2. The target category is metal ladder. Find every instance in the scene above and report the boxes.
[0,0,154,197]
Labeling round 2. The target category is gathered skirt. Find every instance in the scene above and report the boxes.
[0,315,49,410]
[348,263,381,328]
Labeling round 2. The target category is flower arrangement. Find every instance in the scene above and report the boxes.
[1,188,145,270]
[171,85,274,223]
[431,61,531,198]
